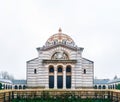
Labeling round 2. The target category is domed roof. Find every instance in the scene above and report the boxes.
[45,28,75,47]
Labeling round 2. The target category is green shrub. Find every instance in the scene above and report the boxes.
[116,84,120,90]
[12,98,111,102]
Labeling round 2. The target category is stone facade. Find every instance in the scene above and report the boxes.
[27,28,94,89]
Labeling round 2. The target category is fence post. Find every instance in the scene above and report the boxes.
[12,91,14,100]
[8,92,10,102]
[3,92,5,102]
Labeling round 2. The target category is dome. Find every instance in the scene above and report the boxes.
[45,28,75,47]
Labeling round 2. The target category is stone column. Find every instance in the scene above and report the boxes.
[63,66,66,89]
[54,68,57,89]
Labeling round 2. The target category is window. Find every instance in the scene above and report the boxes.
[94,85,97,89]
[66,66,71,72]
[54,41,56,45]
[58,67,62,72]
[49,76,54,88]
[62,40,66,44]
[103,85,106,89]
[34,69,37,74]
[83,69,86,74]
[57,76,63,88]
[98,85,101,89]
[49,67,54,73]
[66,76,71,88]
[19,85,22,89]
[23,85,26,89]
[14,85,18,89]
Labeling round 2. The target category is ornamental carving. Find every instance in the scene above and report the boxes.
[51,52,69,60]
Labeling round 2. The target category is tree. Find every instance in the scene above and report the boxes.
[0,71,14,81]
[114,75,118,80]
[116,84,120,90]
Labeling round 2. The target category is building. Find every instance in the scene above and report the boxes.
[0,79,12,89]
[94,79,110,89]
[94,78,120,89]
[26,28,94,89]
[12,80,26,89]
[0,79,26,90]
[1,78,120,90]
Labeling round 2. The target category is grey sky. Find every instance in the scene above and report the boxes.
[0,0,120,79]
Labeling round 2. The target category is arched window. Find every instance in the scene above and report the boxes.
[66,65,72,89]
[23,85,26,89]
[58,66,63,72]
[98,85,101,89]
[103,85,106,89]
[54,41,56,45]
[34,69,37,74]
[84,69,86,74]
[19,85,22,89]
[49,66,54,73]
[62,40,66,44]
[66,66,71,72]
[14,85,18,89]
[94,85,97,89]
[54,40,58,45]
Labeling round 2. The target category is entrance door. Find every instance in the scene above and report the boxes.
[57,76,63,88]
[49,76,54,88]
[66,76,71,88]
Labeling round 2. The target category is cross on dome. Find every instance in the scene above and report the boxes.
[58,27,62,33]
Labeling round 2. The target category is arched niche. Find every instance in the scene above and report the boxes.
[51,51,69,60]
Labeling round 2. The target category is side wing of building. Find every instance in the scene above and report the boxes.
[27,58,38,88]
[81,58,94,88]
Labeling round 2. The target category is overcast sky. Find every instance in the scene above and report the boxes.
[0,0,120,79]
